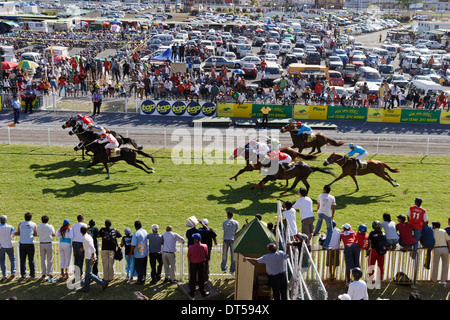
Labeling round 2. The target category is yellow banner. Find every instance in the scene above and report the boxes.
[382,108,402,123]
[367,108,383,122]
[440,110,450,124]
[233,103,253,118]
[217,103,235,117]
[309,105,328,120]
[293,105,309,119]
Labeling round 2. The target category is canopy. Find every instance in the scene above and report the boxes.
[232,69,245,74]
[101,21,110,26]
[233,218,276,255]
[153,48,172,61]
[1,61,18,70]
[17,60,38,69]
[110,19,122,25]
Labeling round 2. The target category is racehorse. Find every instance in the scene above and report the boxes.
[280,122,345,154]
[251,159,336,195]
[229,143,317,183]
[323,153,400,191]
[62,117,142,159]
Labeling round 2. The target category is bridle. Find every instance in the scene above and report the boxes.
[325,155,347,167]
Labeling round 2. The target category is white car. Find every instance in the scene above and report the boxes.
[234,56,261,68]
[292,48,305,59]
[223,52,236,61]
[264,53,278,62]
[425,40,445,50]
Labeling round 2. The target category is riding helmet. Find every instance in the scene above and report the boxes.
[358,224,367,233]
[372,220,382,230]
[349,143,355,149]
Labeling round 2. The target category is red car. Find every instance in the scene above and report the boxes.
[351,56,365,67]
[329,70,344,86]
[242,63,258,79]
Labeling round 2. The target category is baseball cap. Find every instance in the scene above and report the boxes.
[63,219,70,226]
[342,223,351,230]
[202,219,209,226]
[338,294,351,300]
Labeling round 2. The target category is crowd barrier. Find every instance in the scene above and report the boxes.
[217,103,450,125]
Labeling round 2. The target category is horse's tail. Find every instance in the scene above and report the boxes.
[326,137,345,147]
[294,153,317,161]
[119,135,143,150]
[310,166,336,177]
[136,149,155,163]
[382,162,400,173]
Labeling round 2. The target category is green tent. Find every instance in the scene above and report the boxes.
[233,218,277,255]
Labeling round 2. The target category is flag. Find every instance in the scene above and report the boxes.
[50,43,53,56]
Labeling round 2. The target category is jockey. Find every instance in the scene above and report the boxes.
[295,121,313,143]
[264,136,281,152]
[77,114,94,131]
[248,139,270,164]
[347,143,368,172]
[267,150,292,171]
[96,132,119,157]
[86,123,107,137]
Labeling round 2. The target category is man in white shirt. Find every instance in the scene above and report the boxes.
[327,220,341,282]
[161,225,185,284]
[313,185,336,249]
[347,267,369,300]
[79,226,108,293]
[282,201,297,237]
[36,215,55,279]
[292,188,315,244]
[0,215,16,278]
[72,215,87,277]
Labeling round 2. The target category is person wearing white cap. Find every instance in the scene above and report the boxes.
[0,215,16,279]
[198,219,217,283]
[340,223,360,285]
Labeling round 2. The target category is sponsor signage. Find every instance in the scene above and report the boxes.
[140,100,217,117]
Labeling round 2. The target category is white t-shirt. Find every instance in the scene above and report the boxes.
[282,208,297,235]
[348,279,369,300]
[293,197,315,221]
[36,223,55,243]
[317,193,336,217]
[381,221,399,241]
[329,228,341,250]
[72,222,87,243]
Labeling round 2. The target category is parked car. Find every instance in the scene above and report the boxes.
[424,40,444,50]
[329,70,345,86]
[282,54,298,68]
[303,52,321,65]
[234,55,261,68]
[202,56,235,69]
[326,55,344,70]
[351,56,365,67]
[342,64,358,82]
[242,63,258,79]
[387,74,409,88]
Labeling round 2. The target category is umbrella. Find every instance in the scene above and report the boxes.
[101,21,110,26]
[110,19,122,25]
[287,28,293,33]
[54,55,69,62]
[233,69,245,74]
[1,61,18,70]
[17,60,38,69]
[256,28,263,32]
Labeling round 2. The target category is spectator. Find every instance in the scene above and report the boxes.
[98,219,122,283]
[431,221,450,286]
[187,233,209,298]
[79,226,108,293]
[340,223,360,284]
[347,267,369,300]
[147,224,163,285]
[313,185,336,249]
[91,89,103,117]
[221,211,239,275]
[11,94,21,125]
[396,214,416,252]
[243,243,292,300]
[0,215,16,279]
[420,221,436,270]
[356,224,369,252]
[197,219,217,283]
[367,221,386,281]
[87,219,99,276]
[129,221,148,285]
[381,213,399,249]
[121,228,136,282]
[56,219,73,280]
[36,215,55,280]
[161,225,185,284]
[408,197,428,259]
[292,187,315,245]
[186,218,200,247]
[282,200,297,237]
[16,212,37,279]
[445,218,450,236]
[72,214,87,278]
[260,104,271,128]
[326,220,340,283]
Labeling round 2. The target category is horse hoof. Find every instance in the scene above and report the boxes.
[394,184,399,187]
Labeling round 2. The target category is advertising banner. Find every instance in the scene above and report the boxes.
[382,108,402,123]
[309,105,328,120]
[366,108,383,122]
[252,104,293,118]
[439,110,450,125]
[293,105,310,119]
[326,106,367,121]
[140,100,217,117]
[399,109,440,124]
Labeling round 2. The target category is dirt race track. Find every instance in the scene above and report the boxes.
[0,110,449,157]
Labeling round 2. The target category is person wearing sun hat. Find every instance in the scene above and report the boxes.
[340,223,360,285]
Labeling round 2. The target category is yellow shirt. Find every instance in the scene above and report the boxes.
[261,107,271,115]
[433,229,450,247]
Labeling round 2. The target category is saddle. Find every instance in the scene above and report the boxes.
[307,133,316,143]
[359,161,368,170]
[109,148,121,158]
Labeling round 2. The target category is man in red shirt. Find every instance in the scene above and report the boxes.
[396,214,416,251]
[408,197,428,259]
[315,81,323,98]
[187,233,209,298]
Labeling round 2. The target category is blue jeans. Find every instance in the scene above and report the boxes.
[13,109,20,124]
[72,242,84,276]
[221,239,235,273]
[412,228,422,259]
[125,255,137,278]
[314,213,333,248]
[83,258,106,291]
[0,247,15,276]
[59,85,67,96]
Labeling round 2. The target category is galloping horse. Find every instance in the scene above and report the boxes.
[323,153,400,191]
[280,122,345,154]
[229,143,317,183]
[62,117,142,159]
[251,159,335,195]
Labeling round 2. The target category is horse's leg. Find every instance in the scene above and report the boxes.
[327,172,347,187]
[281,176,302,195]
[135,159,154,171]
[349,175,359,192]
[384,171,397,182]
[129,162,154,174]
[251,177,267,190]
[230,165,253,181]
[79,158,100,174]
[376,170,400,187]
[302,177,310,194]
[103,161,111,179]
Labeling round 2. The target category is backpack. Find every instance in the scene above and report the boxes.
[375,233,388,255]
[103,228,116,241]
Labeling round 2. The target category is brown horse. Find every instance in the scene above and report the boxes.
[280,122,345,154]
[251,160,335,195]
[229,143,317,182]
[323,153,400,191]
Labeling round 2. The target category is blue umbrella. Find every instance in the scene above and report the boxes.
[233,69,245,74]
[110,19,122,25]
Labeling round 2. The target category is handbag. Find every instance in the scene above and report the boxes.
[114,237,123,261]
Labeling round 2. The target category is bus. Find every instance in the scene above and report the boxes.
[286,63,329,80]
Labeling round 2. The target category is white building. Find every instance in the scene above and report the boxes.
[0,2,16,14]
[417,21,450,34]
